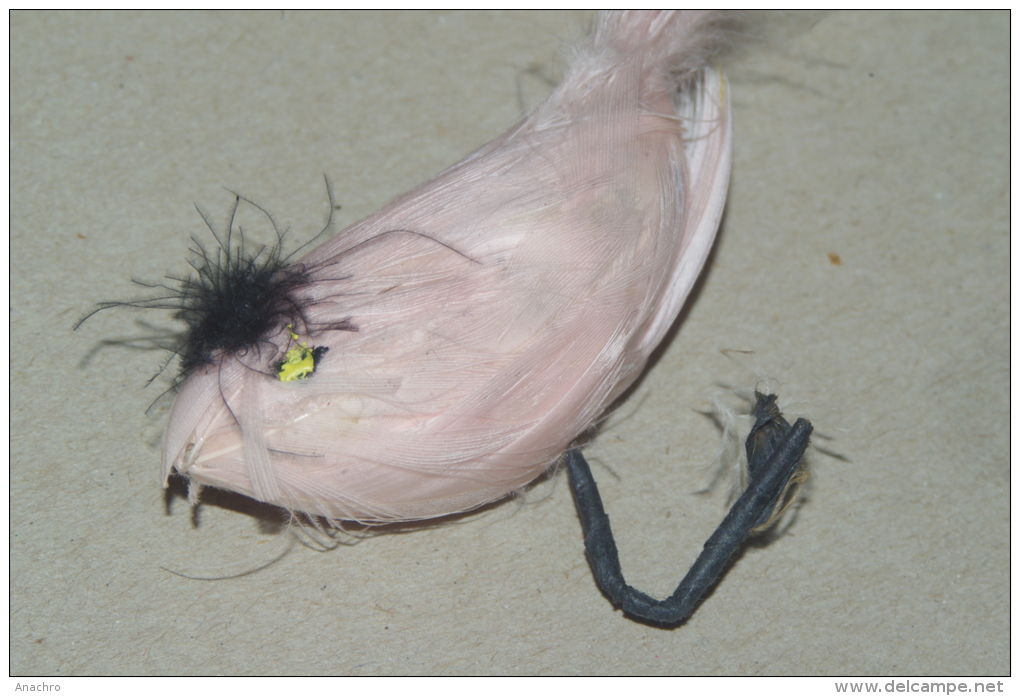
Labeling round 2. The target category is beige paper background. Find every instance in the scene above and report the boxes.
[11,11,1008,675]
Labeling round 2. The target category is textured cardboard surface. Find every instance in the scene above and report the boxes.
[11,11,1008,675]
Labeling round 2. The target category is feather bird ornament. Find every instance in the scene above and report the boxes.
[157,11,735,522]
[84,11,814,626]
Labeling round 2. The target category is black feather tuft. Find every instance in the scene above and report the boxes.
[76,188,355,385]
[173,227,312,376]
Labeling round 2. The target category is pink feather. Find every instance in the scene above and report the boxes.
[162,10,733,523]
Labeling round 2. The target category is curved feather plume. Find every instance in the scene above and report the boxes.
[163,10,733,522]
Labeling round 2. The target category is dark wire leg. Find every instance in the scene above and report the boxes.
[567,395,812,627]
